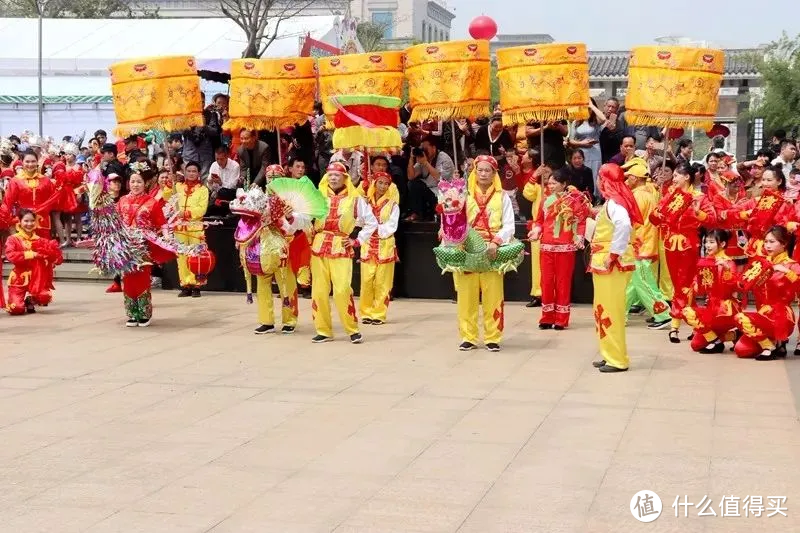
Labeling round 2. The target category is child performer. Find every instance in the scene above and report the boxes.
[527,168,588,330]
[5,208,63,315]
[359,171,399,325]
[310,162,377,344]
[621,158,672,330]
[454,155,516,352]
[734,226,800,361]
[683,230,741,353]
[522,154,546,308]
[650,163,716,343]
[117,164,172,326]
[590,164,641,373]
[2,150,56,239]
[174,161,209,298]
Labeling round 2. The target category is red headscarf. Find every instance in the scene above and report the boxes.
[597,164,643,225]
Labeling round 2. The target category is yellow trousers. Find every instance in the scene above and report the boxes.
[311,256,359,337]
[657,241,674,301]
[530,241,541,297]
[256,266,298,327]
[454,271,504,344]
[176,231,203,288]
[360,261,395,321]
[593,269,633,370]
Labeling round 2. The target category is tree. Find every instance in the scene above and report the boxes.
[751,33,800,133]
[220,0,349,58]
[356,22,387,53]
[1,0,158,17]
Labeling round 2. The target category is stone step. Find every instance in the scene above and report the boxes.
[62,247,94,263]
[54,261,114,282]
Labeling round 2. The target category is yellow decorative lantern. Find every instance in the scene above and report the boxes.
[625,46,725,129]
[110,56,203,136]
[405,40,491,122]
[497,42,590,125]
[318,51,405,126]
[225,57,317,131]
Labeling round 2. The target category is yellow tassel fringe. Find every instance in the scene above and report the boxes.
[114,115,204,137]
[502,107,589,126]
[625,112,714,131]
[410,103,490,122]
[224,115,305,132]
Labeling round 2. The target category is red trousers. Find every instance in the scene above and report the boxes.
[733,305,794,358]
[6,282,51,315]
[122,266,153,321]
[664,247,698,320]
[539,249,576,328]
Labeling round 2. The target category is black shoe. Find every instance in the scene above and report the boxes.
[350,333,363,344]
[300,288,312,300]
[138,318,151,328]
[459,341,477,351]
[645,317,655,324]
[191,289,201,298]
[699,341,725,354]
[312,334,332,343]
[592,360,606,368]
[362,318,374,325]
[255,324,275,335]
[648,319,672,330]
[526,297,542,308]
[24,297,36,314]
[486,343,500,352]
[281,325,295,334]
[553,325,565,331]
[538,323,553,330]
[755,350,777,361]
[669,329,681,343]
[126,320,138,328]
[178,288,192,298]
[794,346,800,356]
[628,304,645,315]
[371,319,385,325]
[773,342,787,358]
[599,364,629,373]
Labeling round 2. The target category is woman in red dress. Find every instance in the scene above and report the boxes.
[51,143,87,247]
[2,150,56,239]
[734,226,800,360]
[4,209,63,314]
[116,164,173,327]
[650,163,717,343]
[683,230,742,353]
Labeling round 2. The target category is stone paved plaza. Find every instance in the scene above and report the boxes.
[1,282,799,532]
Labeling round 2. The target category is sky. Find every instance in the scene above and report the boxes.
[448,0,797,50]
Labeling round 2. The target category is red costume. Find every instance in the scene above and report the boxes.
[734,253,800,358]
[683,252,741,351]
[4,229,63,314]
[533,187,588,328]
[2,172,56,239]
[730,188,795,257]
[650,185,716,325]
[51,162,86,214]
[117,192,172,324]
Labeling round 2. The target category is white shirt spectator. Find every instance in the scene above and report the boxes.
[414,150,455,189]
[209,158,241,189]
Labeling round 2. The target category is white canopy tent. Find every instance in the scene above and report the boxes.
[0,16,339,139]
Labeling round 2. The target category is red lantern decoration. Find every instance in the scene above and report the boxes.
[468,15,498,41]
[667,127,684,140]
[706,123,730,138]
[188,248,216,285]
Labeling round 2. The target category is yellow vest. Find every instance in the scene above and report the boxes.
[590,203,635,274]
[632,183,659,260]
[467,186,504,242]
[312,188,359,258]
[522,179,542,221]
[360,195,397,263]
[174,182,209,238]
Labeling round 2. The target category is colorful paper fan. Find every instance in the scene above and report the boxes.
[330,94,402,154]
[267,177,329,220]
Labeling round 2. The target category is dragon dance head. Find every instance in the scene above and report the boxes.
[86,169,108,210]
[230,187,287,243]
[436,178,467,215]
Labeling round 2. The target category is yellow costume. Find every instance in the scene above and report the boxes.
[522,174,543,300]
[174,181,209,288]
[359,174,399,323]
[311,163,378,341]
[455,156,516,350]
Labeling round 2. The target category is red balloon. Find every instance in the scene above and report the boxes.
[667,127,684,140]
[468,15,498,40]
[188,249,216,282]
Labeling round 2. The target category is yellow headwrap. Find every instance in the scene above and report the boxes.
[468,155,503,194]
[621,157,650,180]
[318,161,359,197]
[367,179,400,205]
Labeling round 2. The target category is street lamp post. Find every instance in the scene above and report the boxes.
[37,1,48,136]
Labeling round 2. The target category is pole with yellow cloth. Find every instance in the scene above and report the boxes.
[496,42,590,311]
[590,164,644,373]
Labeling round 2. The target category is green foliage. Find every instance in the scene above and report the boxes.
[490,59,499,106]
[356,22,387,53]
[752,33,800,133]
[1,0,158,17]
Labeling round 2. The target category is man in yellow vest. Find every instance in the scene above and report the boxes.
[589,163,643,373]
[455,155,516,352]
[174,161,209,297]
[310,162,377,344]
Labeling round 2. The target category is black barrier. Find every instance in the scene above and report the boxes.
[162,217,594,304]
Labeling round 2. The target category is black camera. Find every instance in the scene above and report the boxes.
[412,147,424,157]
